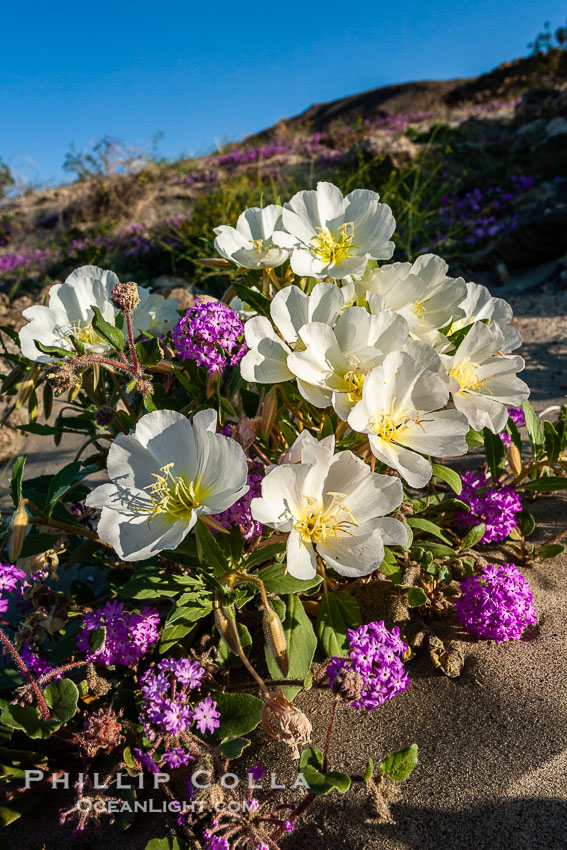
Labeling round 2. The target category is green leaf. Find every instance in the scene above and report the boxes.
[9,455,26,508]
[459,523,486,550]
[523,401,544,458]
[143,393,158,412]
[523,476,567,492]
[46,460,82,506]
[214,692,263,739]
[316,591,361,658]
[87,626,106,654]
[264,594,317,683]
[0,680,78,739]
[219,736,251,759]
[258,561,322,594]
[465,428,484,450]
[90,305,124,350]
[431,463,462,494]
[298,747,351,796]
[43,679,79,726]
[407,516,452,544]
[407,587,428,607]
[135,337,163,367]
[244,540,287,569]
[195,521,229,573]
[482,427,505,477]
[538,543,566,559]
[0,785,46,827]
[411,540,456,557]
[145,839,190,850]
[159,622,195,653]
[232,281,271,317]
[507,418,522,452]
[379,744,418,782]
[517,509,536,538]
[33,340,72,358]
[363,758,374,783]
[379,548,403,585]
[543,420,561,463]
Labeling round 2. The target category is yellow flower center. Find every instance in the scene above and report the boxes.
[412,301,426,322]
[141,463,201,524]
[68,320,108,347]
[250,237,273,254]
[294,492,358,544]
[449,361,488,394]
[345,367,367,403]
[369,399,424,443]
[311,222,357,265]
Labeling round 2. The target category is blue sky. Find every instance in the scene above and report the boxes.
[1,1,565,185]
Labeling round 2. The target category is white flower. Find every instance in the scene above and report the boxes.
[273,182,395,279]
[85,409,248,561]
[443,322,529,433]
[286,306,415,419]
[214,205,290,269]
[19,266,118,362]
[348,351,469,488]
[19,265,179,362]
[240,282,344,404]
[131,288,179,338]
[278,429,336,465]
[251,440,406,579]
[448,281,521,352]
[364,254,466,343]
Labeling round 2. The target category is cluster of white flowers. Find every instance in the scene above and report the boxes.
[19,265,179,363]
[19,183,529,584]
[231,182,528,495]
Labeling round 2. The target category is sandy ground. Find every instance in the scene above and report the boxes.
[1,285,567,849]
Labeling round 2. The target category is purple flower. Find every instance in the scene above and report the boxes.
[162,747,194,768]
[508,407,526,427]
[193,696,221,734]
[77,602,160,667]
[0,564,27,593]
[327,621,409,711]
[456,472,522,544]
[248,762,267,782]
[172,299,247,374]
[500,432,512,446]
[133,748,160,774]
[19,643,61,681]
[455,562,537,641]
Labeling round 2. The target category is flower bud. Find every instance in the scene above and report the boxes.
[111,281,140,313]
[9,501,28,563]
[260,389,278,439]
[331,667,364,702]
[263,604,289,676]
[46,363,80,395]
[95,405,116,427]
[261,689,312,760]
[506,444,522,475]
[213,598,242,657]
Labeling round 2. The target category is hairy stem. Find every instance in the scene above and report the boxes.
[0,628,50,719]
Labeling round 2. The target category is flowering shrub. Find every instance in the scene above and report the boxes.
[0,179,565,848]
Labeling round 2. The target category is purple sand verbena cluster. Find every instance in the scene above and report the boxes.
[172,299,247,374]
[77,601,160,667]
[327,621,409,711]
[455,562,537,641]
[134,658,219,773]
[0,563,27,615]
[456,471,522,544]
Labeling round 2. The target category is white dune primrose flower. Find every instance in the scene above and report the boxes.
[286,306,440,420]
[363,254,466,349]
[19,265,178,362]
[85,409,248,561]
[251,441,406,579]
[448,280,522,353]
[442,322,529,433]
[214,205,290,269]
[348,351,469,488]
[272,182,395,279]
[240,282,344,405]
